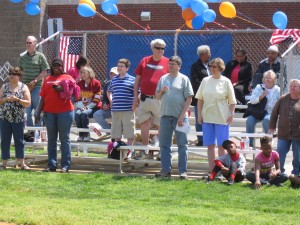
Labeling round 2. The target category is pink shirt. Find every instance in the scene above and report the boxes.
[256,151,279,174]
[230,64,240,84]
[67,67,80,82]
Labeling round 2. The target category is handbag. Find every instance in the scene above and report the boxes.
[243,85,267,120]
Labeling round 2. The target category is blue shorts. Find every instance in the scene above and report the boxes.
[202,123,229,146]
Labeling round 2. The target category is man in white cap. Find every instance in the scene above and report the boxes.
[93,67,118,138]
[251,45,280,89]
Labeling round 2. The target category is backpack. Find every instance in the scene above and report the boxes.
[107,139,131,160]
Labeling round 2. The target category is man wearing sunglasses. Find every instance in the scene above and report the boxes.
[19,36,49,127]
[133,39,169,159]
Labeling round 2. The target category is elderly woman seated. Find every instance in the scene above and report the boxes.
[246,70,280,147]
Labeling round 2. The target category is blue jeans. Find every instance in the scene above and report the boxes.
[246,171,288,185]
[0,119,25,160]
[45,110,74,170]
[26,86,41,127]
[159,116,188,174]
[75,108,96,136]
[194,106,203,142]
[93,109,112,132]
[277,139,300,175]
[246,113,270,146]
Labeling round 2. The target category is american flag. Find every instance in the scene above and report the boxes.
[270,29,300,45]
[59,36,83,71]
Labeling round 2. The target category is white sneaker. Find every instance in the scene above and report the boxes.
[180,173,187,179]
[77,136,83,142]
[83,136,90,142]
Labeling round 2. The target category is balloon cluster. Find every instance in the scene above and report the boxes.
[177,0,220,30]
[77,0,119,17]
[10,0,41,16]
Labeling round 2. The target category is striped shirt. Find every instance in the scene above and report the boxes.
[108,74,135,111]
[19,51,49,87]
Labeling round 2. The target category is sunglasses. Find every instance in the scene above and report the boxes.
[26,42,33,44]
[209,65,218,69]
[154,46,165,50]
[9,73,20,76]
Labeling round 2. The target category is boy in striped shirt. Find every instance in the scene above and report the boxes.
[107,59,135,149]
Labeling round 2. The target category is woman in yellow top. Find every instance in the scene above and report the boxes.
[195,58,236,172]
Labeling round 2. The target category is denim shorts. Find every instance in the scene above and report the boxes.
[202,122,229,146]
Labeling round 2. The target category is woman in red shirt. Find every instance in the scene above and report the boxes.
[224,49,253,105]
[36,58,74,173]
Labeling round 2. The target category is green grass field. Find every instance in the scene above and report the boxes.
[0,170,299,225]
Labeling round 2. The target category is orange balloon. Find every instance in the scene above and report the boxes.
[186,20,193,29]
[79,0,96,12]
[219,2,236,18]
[182,8,196,21]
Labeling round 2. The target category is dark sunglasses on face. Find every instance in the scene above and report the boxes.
[209,65,218,69]
[154,46,165,50]
[26,42,33,44]
[9,73,20,76]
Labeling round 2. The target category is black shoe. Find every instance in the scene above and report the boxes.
[291,182,300,189]
[43,167,56,172]
[155,171,171,178]
[196,141,203,146]
[206,176,212,183]
[274,183,284,187]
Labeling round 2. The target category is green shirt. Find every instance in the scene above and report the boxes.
[19,51,50,87]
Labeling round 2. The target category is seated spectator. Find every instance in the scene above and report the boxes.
[68,56,90,83]
[289,174,300,189]
[246,70,280,147]
[75,66,101,142]
[246,136,288,189]
[251,45,280,89]
[107,59,135,151]
[206,140,246,185]
[93,67,118,138]
[224,49,253,105]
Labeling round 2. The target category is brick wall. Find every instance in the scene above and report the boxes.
[46,2,300,32]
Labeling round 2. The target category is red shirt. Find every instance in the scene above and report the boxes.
[40,74,74,113]
[230,64,240,84]
[134,56,169,95]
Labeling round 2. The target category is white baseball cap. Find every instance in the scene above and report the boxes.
[110,67,118,74]
[268,45,279,53]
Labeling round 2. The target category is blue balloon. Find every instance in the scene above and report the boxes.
[207,0,221,2]
[10,0,23,3]
[191,0,208,15]
[102,0,119,15]
[25,3,40,16]
[77,4,96,17]
[192,16,204,30]
[30,0,40,4]
[273,11,288,30]
[202,9,216,23]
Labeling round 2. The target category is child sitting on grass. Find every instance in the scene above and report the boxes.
[246,136,288,190]
[207,140,246,185]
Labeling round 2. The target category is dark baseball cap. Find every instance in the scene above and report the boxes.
[222,140,236,150]
[52,58,64,66]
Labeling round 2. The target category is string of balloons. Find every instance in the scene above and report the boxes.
[10,0,41,16]
[177,0,288,30]
[77,0,148,31]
